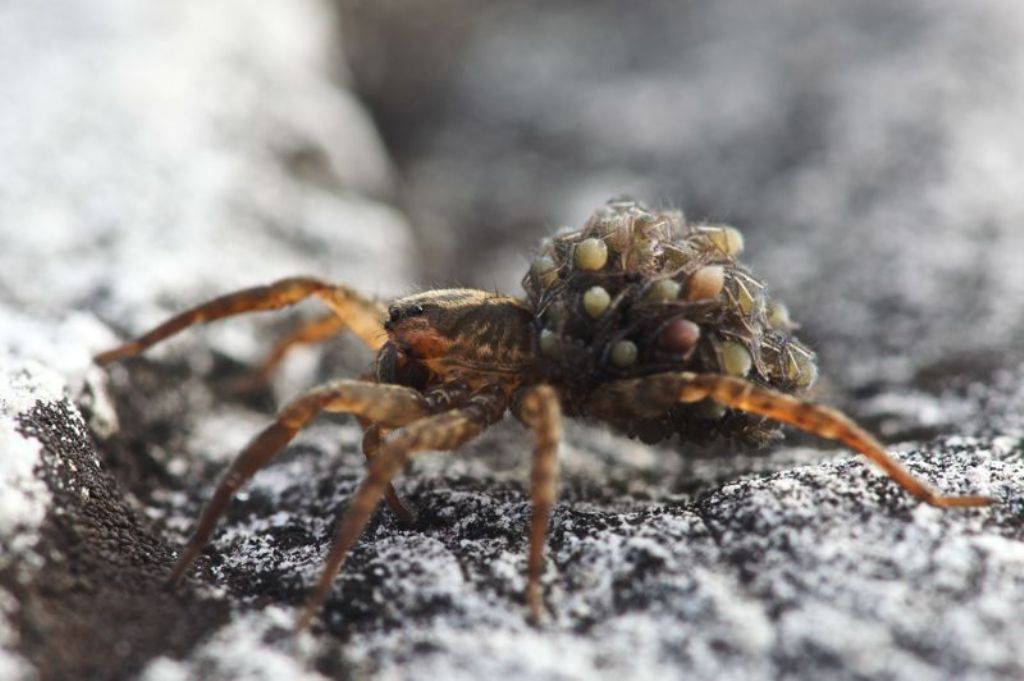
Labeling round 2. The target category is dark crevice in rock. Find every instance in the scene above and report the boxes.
[9,401,229,681]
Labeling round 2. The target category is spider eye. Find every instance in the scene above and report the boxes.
[387,302,426,325]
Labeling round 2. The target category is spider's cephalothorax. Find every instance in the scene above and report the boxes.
[376,288,537,395]
[94,198,992,632]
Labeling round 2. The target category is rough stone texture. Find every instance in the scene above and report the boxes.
[3,1,1024,681]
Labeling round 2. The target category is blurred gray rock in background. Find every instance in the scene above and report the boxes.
[341,0,1024,390]
[0,0,412,324]
[2,0,1024,680]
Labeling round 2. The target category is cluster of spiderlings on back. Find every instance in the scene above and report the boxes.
[522,198,819,446]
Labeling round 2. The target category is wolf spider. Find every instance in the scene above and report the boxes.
[95,199,991,631]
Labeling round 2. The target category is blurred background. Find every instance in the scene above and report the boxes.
[338,0,1024,396]
[2,0,1022,397]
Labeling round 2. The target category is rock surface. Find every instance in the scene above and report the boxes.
[2,1,1024,681]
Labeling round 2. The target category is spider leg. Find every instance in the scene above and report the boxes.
[598,372,993,508]
[295,388,507,631]
[230,313,349,393]
[361,423,417,523]
[167,380,431,586]
[95,276,385,365]
[514,384,562,624]
[357,367,416,523]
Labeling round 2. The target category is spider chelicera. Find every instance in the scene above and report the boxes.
[95,199,991,631]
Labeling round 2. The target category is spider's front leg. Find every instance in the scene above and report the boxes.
[295,387,508,631]
[95,277,416,520]
[94,276,386,366]
[592,372,993,508]
[166,380,433,586]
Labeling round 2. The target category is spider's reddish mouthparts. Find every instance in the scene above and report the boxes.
[395,326,450,360]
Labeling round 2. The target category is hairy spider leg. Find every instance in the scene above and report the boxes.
[94,276,386,366]
[230,313,349,394]
[295,388,508,631]
[361,423,416,523]
[93,277,413,522]
[514,385,563,624]
[594,372,993,508]
[234,287,392,390]
[167,380,431,586]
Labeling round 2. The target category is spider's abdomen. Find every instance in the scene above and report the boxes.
[522,198,818,446]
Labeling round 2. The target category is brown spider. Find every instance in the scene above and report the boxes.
[94,199,992,631]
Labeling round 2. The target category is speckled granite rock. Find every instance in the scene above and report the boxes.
[3,1,1024,681]
[6,347,1024,681]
